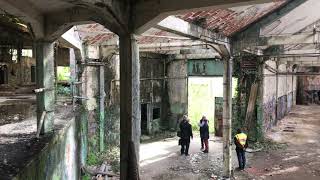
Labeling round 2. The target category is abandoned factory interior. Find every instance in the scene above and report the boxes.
[1,0,320,179]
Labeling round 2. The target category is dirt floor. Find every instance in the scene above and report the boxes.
[0,96,74,180]
[140,135,242,180]
[235,105,320,180]
[140,105,320,180]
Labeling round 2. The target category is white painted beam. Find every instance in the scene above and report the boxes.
[60,27,83,50]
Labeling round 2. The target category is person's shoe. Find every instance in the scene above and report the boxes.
[185,153,189,156]
[202,150,208,153]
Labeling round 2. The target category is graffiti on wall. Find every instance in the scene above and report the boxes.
[277,95,287,120]
[263,97,276,131]
[287,92,293,113]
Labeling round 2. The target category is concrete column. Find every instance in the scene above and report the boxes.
[99,65,105,152]
[119,34,141,180]
[223,56,232,178]
[36,41,55,134]
[69,48,76,109]
[275,59,279,120]
[256,58,265,140]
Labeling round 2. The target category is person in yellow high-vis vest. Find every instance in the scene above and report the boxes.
[234,128,248,170]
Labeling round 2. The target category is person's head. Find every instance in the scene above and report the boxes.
[237,128,242,134]
[182,115,188,121]
[202,115,206,120]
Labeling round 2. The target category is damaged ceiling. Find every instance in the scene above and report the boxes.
[177,0,287,36]
[74,1,288,46]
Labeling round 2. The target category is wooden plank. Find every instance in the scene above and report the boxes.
[36,111,46,138]
[245,83,259,129]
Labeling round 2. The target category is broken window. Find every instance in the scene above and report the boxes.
[22,49,33,57]
[31,66,36,83]
[153,107,160,120]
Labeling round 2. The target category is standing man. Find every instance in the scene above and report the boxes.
[199,116,209,151]
[234,128,248,170]
[179,116,193,156]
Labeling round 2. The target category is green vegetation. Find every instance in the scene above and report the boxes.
[57,66,70,81]
[56,85,71,95]
[188,81,214,132]
[188,77,237,133]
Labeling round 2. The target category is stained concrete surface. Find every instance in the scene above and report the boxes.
[140,135,244,180]
[0,98,74,180]
[0,96,36,126]
[235,105,320,180]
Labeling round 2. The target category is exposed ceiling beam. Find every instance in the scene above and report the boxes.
[139,41,223,55]
[0,0,44,38]
[45,6,126,41]
[280,56,320,63]
[173,53,220,60]
[259,33,316,46]
[232,0,307,52]
[156,16,230,56]
[156,16,229,44]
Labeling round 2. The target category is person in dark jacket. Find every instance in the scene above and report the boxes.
[199,116,209,150]
[179,116,193,156]
[234,128,248,170]
[199,118,209,153]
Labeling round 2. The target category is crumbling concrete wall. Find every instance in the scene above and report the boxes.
[101,50,168,136]
[166,59,188,130]
[0,56,35,88]
[140,53,166,134]
[297,67,320,104]
[15,118,80,180]
[101,49,120,146]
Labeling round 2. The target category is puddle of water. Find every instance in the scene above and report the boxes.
[0,102,36,126]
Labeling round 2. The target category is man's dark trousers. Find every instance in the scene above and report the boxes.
[236,148,246,169]
[181,139,190,155]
